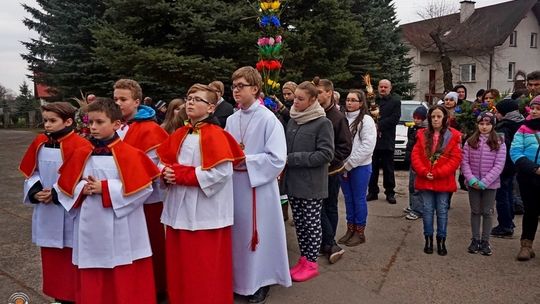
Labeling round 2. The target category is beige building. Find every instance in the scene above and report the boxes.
[401,0,540,102]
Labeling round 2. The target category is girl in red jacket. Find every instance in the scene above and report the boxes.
[411,105,462,255]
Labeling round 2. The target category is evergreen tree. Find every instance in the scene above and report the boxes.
[21,0,111,99]
[15,82,38,118]
[351,0,413,96]
[92,0,259,100]
[281,0,376,90]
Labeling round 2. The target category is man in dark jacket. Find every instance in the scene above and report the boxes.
[492,98,524,237]
[209,80,234,128]
[367,79,401,204]
[316,78,352,264]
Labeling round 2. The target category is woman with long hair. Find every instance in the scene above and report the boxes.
[161,98,187,134]
[337,89,376,247]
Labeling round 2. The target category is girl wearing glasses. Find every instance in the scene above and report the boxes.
[337,89,376,247]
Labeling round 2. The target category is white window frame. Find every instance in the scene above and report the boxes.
[460,64,476,82]
[509,31,517,47]
[508,62,516,81]
[531,33,538,48]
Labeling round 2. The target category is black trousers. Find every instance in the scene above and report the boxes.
[368,149,396,196]
[517,174,540,241]
[321,175,340,247]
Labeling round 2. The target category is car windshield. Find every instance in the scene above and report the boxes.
[400,104,422,122]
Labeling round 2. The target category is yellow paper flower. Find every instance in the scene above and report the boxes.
[260,1,281,10]
[267,79,280,89]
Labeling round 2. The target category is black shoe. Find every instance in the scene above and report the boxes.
[514,205,524,215]
[248,286,270,304]
[367,193,378,201]
[386,195,397,204]
[467,239,479,254]
[479,240,493,256]
[436,236,447,256]
[424,236,433,254]
[319,244,331,257]
[491,226,514,238]
[327,244,345,264]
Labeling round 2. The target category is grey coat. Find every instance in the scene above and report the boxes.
[284,116,334,199]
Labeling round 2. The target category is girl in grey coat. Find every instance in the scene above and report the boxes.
[285,81,334,283]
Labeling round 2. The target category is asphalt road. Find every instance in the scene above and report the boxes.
[1,129,539,304]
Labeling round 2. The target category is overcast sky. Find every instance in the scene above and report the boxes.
[0,0,511,94]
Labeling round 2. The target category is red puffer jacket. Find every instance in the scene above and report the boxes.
[411,127,462,192]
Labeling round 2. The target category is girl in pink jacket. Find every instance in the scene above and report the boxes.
[461,111,506,256]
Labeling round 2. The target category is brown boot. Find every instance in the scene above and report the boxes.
[517,239,536,261]
[281,202,289,221]
[345,225,366,247]
[338,223,355,244]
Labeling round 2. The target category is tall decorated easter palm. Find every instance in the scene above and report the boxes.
[255,1,285,110]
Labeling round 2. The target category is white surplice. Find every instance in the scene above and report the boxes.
[23,147,74,248]
[53,155,153,269]
[160,134,234,230]
[225,101,292,295]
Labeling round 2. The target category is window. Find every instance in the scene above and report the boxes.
[509,31,517,47]
[508,62,516,80]
[460,64,476,82]
[531,33,538,48]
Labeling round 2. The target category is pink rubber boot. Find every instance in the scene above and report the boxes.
[290,256,307,276]
[291,259,319,282]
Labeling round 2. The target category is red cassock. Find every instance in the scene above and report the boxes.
[122,120,169,296]
[57,138,160,304]
[157,122,244,304]
[19,131,91,301]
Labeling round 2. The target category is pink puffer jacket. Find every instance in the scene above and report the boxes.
[461,134,506,189]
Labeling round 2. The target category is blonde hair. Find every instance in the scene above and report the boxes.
[113,79,142,101]
[209,80,225,95]
[297,81,319,98]
[232,66,262,95]
[187,83,219,104]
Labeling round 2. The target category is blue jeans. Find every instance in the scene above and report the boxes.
[495,174,515,230]
[340,164,372,226]
[408,169,423,216]
[421,191,450,237]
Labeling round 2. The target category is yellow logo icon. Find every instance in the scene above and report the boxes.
[8,292,29,304]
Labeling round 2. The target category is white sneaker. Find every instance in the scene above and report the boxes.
[405,212,420,220]
[403,207,412,213]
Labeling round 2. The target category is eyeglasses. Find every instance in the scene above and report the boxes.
[345,98,361,103]
[186,96,210,105]
[231,83,252,91]
[444,98,455,101]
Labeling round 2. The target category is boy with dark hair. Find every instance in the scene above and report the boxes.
[225,66,291,303]
[527,71,540,97]
[54,98,160,303]
[113,79,169,299]
[313,77,352,264]
[19,102,91,303]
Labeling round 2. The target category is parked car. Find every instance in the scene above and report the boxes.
[394,100,429,163]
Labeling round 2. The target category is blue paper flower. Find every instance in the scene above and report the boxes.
[264,96,277,111]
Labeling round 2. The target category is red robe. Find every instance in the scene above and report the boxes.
[57,137,160,304]
[157,122,244,304]
[19,131,91,302]
[120,119,169,296]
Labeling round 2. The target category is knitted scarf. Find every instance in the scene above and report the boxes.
[289,101,326,125]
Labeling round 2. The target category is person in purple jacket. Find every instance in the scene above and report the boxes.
[461,111,506,256]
